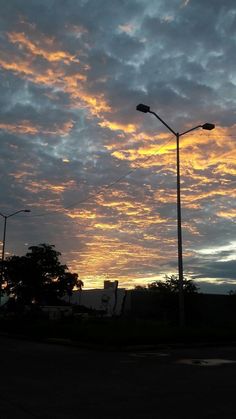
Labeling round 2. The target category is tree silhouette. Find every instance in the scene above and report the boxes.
[147,275,199,294]
[4,243,81,305]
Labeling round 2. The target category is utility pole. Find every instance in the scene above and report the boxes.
[0,210,31,305]
[136,103,215,326]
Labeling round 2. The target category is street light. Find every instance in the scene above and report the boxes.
[136,103,215,327]
[0,209,31,305]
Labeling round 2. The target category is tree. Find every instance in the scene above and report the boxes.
[57,272,84,299]
[4,243,81,305]
[147,275,199,294]
[134,285,147,291]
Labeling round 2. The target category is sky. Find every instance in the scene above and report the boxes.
[0,0,236,293]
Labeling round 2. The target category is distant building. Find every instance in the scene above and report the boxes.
[69,281,128,316]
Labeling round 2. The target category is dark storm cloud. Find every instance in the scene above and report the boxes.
[194,260,236,281]
[134,2,236,128]
[0,103,73,130]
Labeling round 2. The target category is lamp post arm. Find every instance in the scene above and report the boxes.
[7,210,26,218]
[149,111,177,136]
[179,125,202,137]
[0,210,27,219]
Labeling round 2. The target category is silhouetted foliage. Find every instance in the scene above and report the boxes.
[147,275,199,294]
[4,243,81,305]
[135,275,199,294]
[134,285,147,291]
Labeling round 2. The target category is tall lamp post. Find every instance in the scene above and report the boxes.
[136,103,215,327]
[0,209,31,305]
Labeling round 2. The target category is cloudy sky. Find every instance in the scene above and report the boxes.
[0,0,235,292]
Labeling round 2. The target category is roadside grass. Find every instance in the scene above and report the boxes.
[1,315,236,346]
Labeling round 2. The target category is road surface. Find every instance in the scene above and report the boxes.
[0,336,236,418]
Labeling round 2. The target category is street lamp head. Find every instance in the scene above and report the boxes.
[202,123,215,131]
[24,210,31,213]
[136,103,150,113]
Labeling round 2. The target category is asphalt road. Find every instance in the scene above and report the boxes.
[1,336,236,418]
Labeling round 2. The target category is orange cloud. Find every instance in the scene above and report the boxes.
[69,234,170,281]
[7,31,79,64]
[0,122,39,135]
[1,30,110,119]
[94,222,117,230]
[0,55,66,87]
[216,209,236,219]
[111,126,236,177]
[66,209,97,219]
[99,120,137,133]
[71,91,111,115]
[24,180,76,194]
[0,120,74,136]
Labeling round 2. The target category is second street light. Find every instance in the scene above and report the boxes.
[136,103,215,327]
[0,209,31,305]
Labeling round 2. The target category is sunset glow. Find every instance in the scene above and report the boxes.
[0,1,235,293]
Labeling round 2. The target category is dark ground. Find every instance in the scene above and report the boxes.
[1,336,236,418]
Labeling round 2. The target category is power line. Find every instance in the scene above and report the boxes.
[18,129,234,218]
[28,134,175,217]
